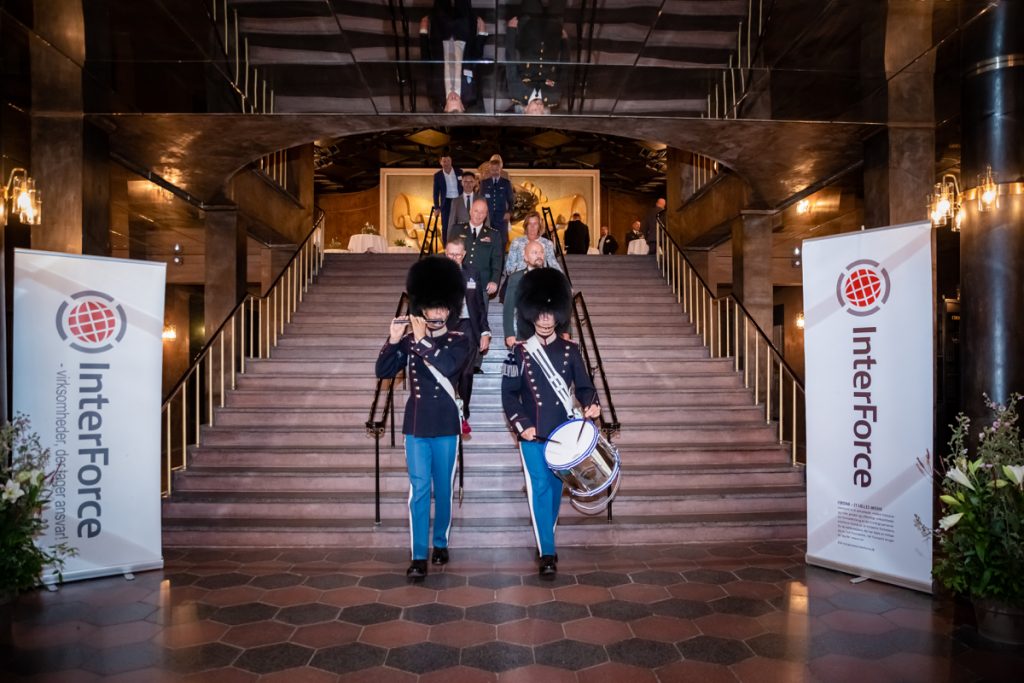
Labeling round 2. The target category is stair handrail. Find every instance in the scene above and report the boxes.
[571,292,620,437]
[159,209,325,496]
[540,206,569,278]
[655,224,805,464]
[419,209,444,256]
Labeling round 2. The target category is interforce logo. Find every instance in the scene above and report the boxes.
[836,260,891,316]
[55,291,127,353]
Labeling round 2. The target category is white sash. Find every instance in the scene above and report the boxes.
[524,336,577,420]
[423,360,464,420]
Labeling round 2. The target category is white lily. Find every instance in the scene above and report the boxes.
[939,512,963,530]
[1003,465,1024,487]
[2,478,25,503]
[946,467,975,491]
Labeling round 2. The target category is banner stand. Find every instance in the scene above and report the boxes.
[802,222,934,594]
[14,249,166,584]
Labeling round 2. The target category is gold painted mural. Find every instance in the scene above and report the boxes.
[380,169,600,251]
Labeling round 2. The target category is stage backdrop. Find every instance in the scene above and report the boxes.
[802,222,934,593]
[13,249,166,583]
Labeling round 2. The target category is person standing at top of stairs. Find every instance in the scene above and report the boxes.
[376,257,470,580]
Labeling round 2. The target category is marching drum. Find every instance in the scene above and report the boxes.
[543,418,622,515]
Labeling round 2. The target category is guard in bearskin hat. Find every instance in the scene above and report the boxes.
[376,256,470,579]
[501,268,600,578]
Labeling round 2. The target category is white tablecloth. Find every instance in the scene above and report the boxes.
[587,247,600,255]
[387,246,418,254]
[627,240,650,255]
[347,234,387,253]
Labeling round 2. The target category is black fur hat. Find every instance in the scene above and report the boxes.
[407,256,466,317]
[517,267,572,336]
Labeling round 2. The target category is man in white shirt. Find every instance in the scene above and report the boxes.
[432,156,463,244]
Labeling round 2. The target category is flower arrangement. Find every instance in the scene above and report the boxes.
[361,222,378,235]
[0,415,74,598]
[931,394,1024,605]
[393,238,407,247]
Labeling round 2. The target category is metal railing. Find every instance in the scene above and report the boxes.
[160,214,325,496]
[655,225,805,465]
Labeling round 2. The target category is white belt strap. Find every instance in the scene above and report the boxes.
[524,336,576,420]
[423,360,464,420]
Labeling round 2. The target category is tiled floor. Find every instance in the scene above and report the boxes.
[1,542,1021,682]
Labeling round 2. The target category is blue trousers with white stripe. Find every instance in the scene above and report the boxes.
[519,440,563,556]
[405,435,459,561]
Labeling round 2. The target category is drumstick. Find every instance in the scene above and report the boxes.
[533,435,562,445]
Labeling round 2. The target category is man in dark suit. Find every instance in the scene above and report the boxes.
[563,212,590,254]
[445,237,490,417]
[432,155,463,244]
[597,225,618,255]
[450,198,503,314]
[642,197,666,255]
[446,171,480,241]
[479,160,515,247]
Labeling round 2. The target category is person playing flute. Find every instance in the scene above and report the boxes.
[376,256,471,579]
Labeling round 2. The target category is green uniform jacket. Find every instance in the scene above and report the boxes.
[452,224,503,287]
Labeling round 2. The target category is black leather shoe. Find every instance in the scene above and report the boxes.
[539,555,557,578]
[473,367,484,374]
[406,560,427,580]
[431,548,449,565]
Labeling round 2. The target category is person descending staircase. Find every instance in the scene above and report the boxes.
[162,252,804,548]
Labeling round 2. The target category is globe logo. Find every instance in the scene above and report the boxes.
[836,260,890,316]
[56,291,127,353]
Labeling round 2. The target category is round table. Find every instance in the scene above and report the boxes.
[347,234,387,253]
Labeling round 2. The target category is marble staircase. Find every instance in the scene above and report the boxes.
[162,252,805,547]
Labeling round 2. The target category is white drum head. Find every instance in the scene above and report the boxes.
[544,419,599,468]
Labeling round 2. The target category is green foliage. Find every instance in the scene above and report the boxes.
[933,395,1024,605]
[0,415,75,598]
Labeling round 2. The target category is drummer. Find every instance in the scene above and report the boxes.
[501,268,600,578]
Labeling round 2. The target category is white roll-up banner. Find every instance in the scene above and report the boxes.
[802,222,934,593]
[14,249,166,583]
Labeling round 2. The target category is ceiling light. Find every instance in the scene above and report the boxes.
[162,325,177,341]
[796,312,805,330]
[795,199,810,215]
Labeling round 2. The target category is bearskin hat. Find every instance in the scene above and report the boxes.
[406,256,466,317]
[517,267,572,337]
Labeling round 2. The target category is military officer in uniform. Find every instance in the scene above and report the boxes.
[479,160,515,248]
[505,1,569,115]
[450,198,503,314]
[444,236,490,417]
[501,268,600,578]
[376,256,471,579]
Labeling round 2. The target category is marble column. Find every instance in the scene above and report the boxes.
[203,207,246,341]
[959,0,1024,423]
[29,0,109,255]
[862,0,935,229]
[732,211,774,336]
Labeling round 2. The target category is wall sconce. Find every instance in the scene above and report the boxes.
[796,312,805,330]
[929,175,962,231]
[791,247,802,268]
[1,168,42,226]
[162,325,177,341]
[977,165,998,212]
[795,199,811,215]
[172,243,184,265]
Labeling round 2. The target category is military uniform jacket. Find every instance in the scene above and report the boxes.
[376,329,471,437]
[451,223,503,286]
[502,337,598,440]
[480,176,514,227]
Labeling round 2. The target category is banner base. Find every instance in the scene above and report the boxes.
[806,553,932,594]
[44,558,165,586]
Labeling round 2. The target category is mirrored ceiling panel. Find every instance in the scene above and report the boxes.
[65,0,996,122]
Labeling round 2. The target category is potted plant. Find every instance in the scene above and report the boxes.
[393,238,407,248]
[932,394,1024,644]
[1,415,74,602]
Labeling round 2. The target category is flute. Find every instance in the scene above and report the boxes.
[392,316,448,325]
